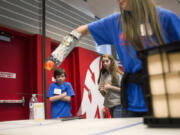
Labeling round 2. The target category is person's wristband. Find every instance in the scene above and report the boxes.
[70,30,82,40]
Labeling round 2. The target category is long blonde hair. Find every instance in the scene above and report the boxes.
[98,54,123,85]
[119,0,165,50]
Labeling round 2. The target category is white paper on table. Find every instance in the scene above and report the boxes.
[33,103,45,121]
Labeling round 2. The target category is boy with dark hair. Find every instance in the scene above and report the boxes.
[47,68,75,118]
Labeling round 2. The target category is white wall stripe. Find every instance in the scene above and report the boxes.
[3,0,41,16]
[0,0,97,51]
[49,0,94,22]
[20,0,41,10]
[0,6,41,23]
[46,4,88,25]
[46,10,79,27]
[0,14,40,30]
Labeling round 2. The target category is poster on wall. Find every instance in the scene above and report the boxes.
[77,56,104,118]
[0,71,16,79]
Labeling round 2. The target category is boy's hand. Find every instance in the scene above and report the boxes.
[62,92,67,96]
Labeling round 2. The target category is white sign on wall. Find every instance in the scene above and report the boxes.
[52,77,55,82]
[0,72,16,79]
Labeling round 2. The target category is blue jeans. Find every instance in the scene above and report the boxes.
[109,105,146,118]
[109,105,123,118]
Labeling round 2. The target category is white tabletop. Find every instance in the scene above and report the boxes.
[0,118,180,135]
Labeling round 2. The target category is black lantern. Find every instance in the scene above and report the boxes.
[138,41,180,127]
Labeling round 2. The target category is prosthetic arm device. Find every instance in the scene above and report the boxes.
[45,30,82,71]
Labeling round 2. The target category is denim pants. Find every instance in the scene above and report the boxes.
[109,105,123,118]
[109,105,147,118]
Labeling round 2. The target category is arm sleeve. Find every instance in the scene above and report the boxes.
[66,83,75,97]
[116,73,123,87]
[88,13,119,45]
[164,11,180,42]
[46,84,54,98]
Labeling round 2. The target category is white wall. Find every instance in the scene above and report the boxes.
[0,0,97,51]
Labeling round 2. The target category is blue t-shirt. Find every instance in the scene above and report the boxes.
[47,82,75,118]
[88,7,180,112]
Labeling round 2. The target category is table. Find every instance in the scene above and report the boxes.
[0,118,180,135]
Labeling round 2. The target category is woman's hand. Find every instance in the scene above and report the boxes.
[99,84,104,90]
[99,83,111,95]
[98,84,106,96]
[104,83,111,91]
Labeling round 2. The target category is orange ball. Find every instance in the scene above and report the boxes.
[45,60,55,71]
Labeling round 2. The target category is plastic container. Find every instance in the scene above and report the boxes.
[29,94,38,119]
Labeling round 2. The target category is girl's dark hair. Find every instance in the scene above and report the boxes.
[54,68,67,78]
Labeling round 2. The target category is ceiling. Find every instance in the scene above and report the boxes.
[62,0,180,18]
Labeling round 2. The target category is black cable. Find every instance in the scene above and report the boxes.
[42,0,47,119]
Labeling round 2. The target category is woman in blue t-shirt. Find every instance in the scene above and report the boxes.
[59,0,180,117]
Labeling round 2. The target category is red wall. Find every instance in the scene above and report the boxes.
[0,27,34,121]
[0,26,102,120]
[0,27,51,121]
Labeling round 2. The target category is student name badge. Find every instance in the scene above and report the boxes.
[54,88,62,94]
[140,24,152,36]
